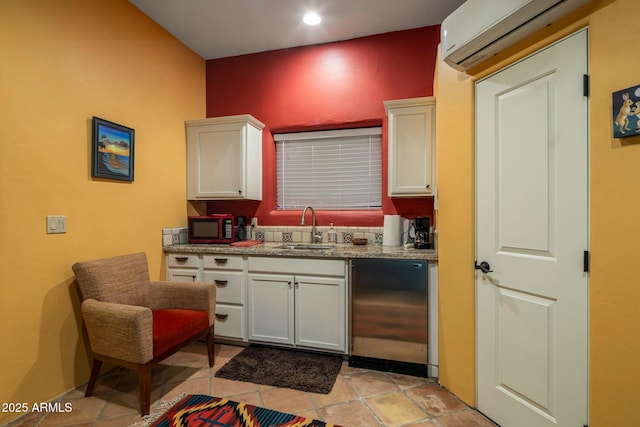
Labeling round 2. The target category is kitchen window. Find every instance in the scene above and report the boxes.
[275,127,382,210]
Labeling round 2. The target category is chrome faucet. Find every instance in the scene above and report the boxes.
[301,206,322,243]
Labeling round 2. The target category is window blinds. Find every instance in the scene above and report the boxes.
[275,127,382,210]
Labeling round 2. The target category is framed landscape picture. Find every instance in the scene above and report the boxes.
[91,117,135,181]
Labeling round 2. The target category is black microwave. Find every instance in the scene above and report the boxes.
[187,214,234,244]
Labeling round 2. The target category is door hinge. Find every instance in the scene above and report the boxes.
[583,250,590,273]
[583,74,590,97]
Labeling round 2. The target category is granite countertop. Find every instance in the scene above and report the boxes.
[164,242,437,261]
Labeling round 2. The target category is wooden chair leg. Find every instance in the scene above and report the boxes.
[85,358,102,397]
[206,326,215,367]
[137,364,152,416]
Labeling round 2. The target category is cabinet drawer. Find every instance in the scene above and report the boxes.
[214,304,245,340]
[203,254,243,270]
[166,269,200,282]
[203,271,244,304]
[248,257,345,276]
[167,253,199,269]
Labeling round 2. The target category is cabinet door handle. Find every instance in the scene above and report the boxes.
[215,313,229,320]
[175,256,189,262]
[214,258,228,264]
[214,279,228,286]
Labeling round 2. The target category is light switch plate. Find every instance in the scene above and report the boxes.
[47,215,66,234]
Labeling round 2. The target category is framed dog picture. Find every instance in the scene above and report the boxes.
[612,85,640,138]
[91,117,135,181]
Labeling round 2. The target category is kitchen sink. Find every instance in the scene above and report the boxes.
[274,243,334,250]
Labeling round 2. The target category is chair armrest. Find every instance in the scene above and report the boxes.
[150,281,216,325]
[81,299,153,364]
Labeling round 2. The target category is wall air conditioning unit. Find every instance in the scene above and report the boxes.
[441,0,591,71]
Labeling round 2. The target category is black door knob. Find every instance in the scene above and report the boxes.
[474,261,493,274]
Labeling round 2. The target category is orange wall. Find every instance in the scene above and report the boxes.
[436,0,640,425]
[0,1,205,423]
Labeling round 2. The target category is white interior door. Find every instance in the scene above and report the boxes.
[475,29,588,427]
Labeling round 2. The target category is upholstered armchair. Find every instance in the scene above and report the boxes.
[72,252,216,415]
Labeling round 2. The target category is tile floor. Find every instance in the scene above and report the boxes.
[3,343,497,427]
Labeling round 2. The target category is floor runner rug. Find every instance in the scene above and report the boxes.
[214,345,343,394]
[146,394,339,427]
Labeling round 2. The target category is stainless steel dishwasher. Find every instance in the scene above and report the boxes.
[350,258,428,376]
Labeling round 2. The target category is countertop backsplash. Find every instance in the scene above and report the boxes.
[251,225,384,245]
[162,227,188,246]
[162,225,424,247]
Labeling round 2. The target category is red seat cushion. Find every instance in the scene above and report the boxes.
[152,309,209,358]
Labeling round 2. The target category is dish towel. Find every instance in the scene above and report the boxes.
[230,240,263,247]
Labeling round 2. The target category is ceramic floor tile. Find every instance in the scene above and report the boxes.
[2,343,492,427]
[402,420,439,427]
[210,357,235,375]
[337,361,365,378]
[296,408,323,421]
[405,383,468,416]
[386,372,434,390]
[163,345,208,364]
[111,370,140,392]
[308,375,358,408]
[160,376,211,402]
[212,376,259,397]
[93,413,141,427]
[75,372,120,399]
[100,395,139,418]
[37,396,105,426]
[436,409,498,427]
[365,392,430,426]
[318,400,382,426]
[101,379,164,415]
[221,391,262,407]
[260,387,315,414]
[345,371,400,397]
[214,344,244,358]
[2,410,47,427]
[165,363,210,384]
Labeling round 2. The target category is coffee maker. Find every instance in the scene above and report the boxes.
[413,217,431,249]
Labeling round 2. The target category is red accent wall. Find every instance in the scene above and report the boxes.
[205,26,438,226]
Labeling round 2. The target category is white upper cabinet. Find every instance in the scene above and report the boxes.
[384,97,435,197]
[186,115,264,200]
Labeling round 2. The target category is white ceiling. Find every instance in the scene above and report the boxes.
[128,0,465,60]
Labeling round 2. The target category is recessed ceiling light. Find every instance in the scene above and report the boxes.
[303,12,321,26]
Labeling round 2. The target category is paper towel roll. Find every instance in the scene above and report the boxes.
[383,215,402,246]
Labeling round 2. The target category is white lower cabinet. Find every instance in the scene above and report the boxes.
[202,254,246,341]
[247,257,347,353]
[166,253,201,282]
[166,269,200,282]
[294,275,346,352]
[247,274,295,345]
[165,252,348,353]
[165,252,246,341]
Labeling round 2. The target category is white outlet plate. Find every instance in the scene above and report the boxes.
[47,215,66,234]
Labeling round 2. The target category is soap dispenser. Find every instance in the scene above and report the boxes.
[328,223,337,243]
